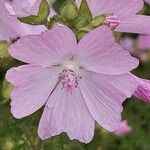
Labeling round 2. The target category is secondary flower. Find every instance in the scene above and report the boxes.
[4,0,42,17]
[144,0,150,4]
[114,120,132,136]
[120,36,150,62]
[6,24,139,143]
[138,35,150,50]
[0,0,46,41]
[119,37,135,54]
[76,0,150,34]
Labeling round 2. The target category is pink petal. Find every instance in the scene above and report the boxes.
[5,0,42,17]
[75,0,143,17]
[0,0,8,13]
[116,15,150,35]
[75,26,138,75]
[6,65,61,119]
[0,13,20,41]
[38,84,95,143]
[9,24,77,66]
[18,23,47,36]
[79,70,138,131]
[133,77,150,103]
[114,120,132,136]
[0,13,46,41]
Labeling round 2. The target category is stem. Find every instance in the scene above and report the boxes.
[36,138,43,150]
[24,127,36,150]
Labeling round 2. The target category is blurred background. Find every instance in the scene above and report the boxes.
[0,0,150,150]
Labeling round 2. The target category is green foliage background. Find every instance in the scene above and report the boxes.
[0,0,150,150]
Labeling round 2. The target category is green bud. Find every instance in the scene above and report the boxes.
[0,41,13,68]
[19,0,50,25]
[1,80,12,103]
[0,41,10,58]
[60,0,78,21]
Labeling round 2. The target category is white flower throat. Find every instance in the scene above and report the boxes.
[59,60,82,94]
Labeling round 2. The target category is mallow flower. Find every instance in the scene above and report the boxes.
[0,0,46,41]
[144,0,150,5]
[120,37,150,102]
[114,120,132,136]
[6,24,139,143]
[75,0,150,34]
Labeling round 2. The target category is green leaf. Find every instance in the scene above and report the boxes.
[90,15,106,27]
[19,0,50,25]
[48,15,66,29]
[78,0,92,19]
[60,0,78,21]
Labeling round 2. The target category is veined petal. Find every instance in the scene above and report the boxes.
[5,0,42,17]
[6,65,61,119]
[75,26,138,75]
[79,70,138,131]
[9,24,77,66]
[116,15,150,35]
[38,84,95,143]
[75,0,143,17]
[0,13,46,41]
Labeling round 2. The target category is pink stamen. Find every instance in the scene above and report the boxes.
[59,69,81,94]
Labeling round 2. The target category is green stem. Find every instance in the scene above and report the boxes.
[36,138,43,150]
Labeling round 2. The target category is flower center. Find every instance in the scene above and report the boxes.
[59,61,81,94]
[104,15,120,30]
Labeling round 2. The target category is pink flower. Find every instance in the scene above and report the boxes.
[114,120,132,136]
[119,37,135,54]
[6,24,139,143]
[138,35,150,50]
[76,0,150,34]
[134,77,150,103]
[0,0,46,41]
[144,0,150,4]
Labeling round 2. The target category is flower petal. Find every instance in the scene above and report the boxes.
[38,85,95,143]
[79,70,138,131]
[9,24,77,66]
[6,65,61,119]
[5,0,42,17]
[0,13,46,41]
[116,15,150,35]
[75,26,138,75]
[75,0,143,17]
